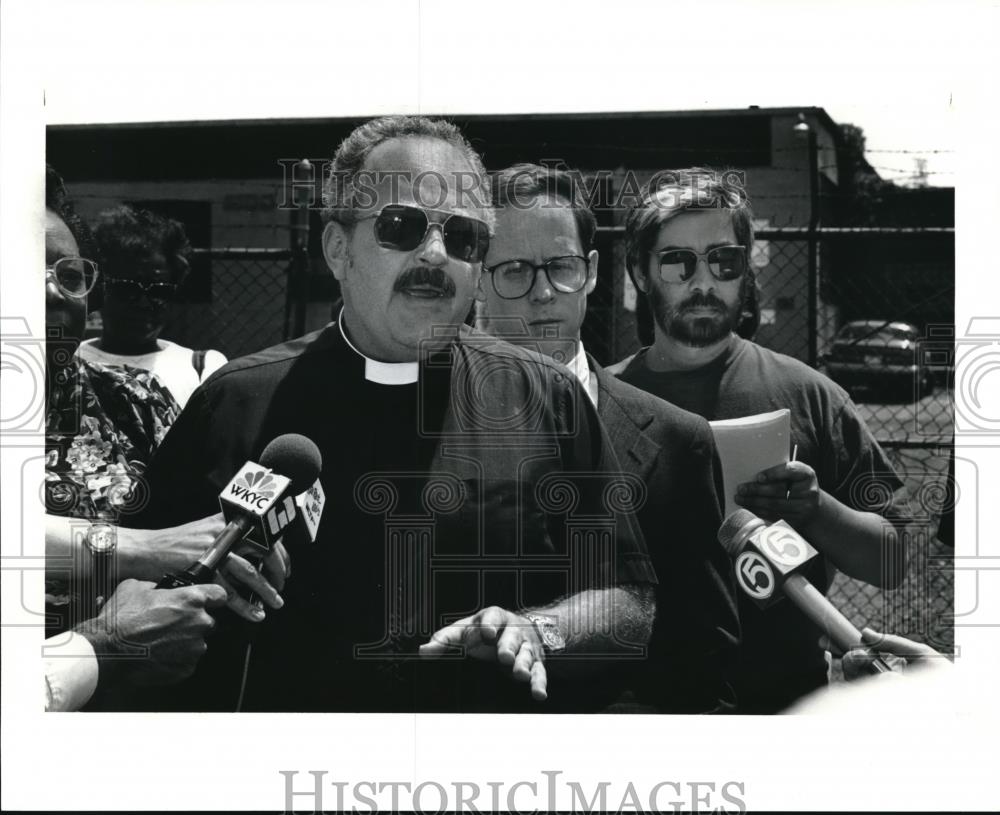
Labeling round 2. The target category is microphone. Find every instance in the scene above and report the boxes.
[717,509,893,675]
[156,434,323,589]
[290,477,326,543]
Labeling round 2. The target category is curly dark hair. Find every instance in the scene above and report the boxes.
[93,205,191,282]
[45,164,97,262]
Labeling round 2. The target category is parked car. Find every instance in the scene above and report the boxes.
[822,319,933,399]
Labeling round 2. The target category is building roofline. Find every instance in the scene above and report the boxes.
[48,105,843,135]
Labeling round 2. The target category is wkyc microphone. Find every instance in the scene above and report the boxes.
[156,434,323,589]
[292,478,325,543]
[718,508,893,675]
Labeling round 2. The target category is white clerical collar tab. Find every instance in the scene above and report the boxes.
[339,308,419,385]
[364,358,419,385]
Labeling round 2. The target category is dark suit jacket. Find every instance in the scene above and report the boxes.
[590,357,740,713]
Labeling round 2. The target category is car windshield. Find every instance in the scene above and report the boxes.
[838,323,917,343]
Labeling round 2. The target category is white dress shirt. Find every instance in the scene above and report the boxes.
[568,342,598,408]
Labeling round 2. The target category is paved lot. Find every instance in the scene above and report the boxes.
[853,385,954,444]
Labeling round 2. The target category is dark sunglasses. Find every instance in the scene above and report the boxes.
[486,255,589,300]
[103,276,179,304]
[656,245,748,283]
[357,204,491,263]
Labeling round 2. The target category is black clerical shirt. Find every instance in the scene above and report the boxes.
[129,321,655,712]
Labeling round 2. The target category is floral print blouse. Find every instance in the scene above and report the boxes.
[46,358,181,521]
[45,358,180,629]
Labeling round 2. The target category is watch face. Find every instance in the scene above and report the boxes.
[539,629,563,650]
[527,613,566,652]
[87,524,117,555]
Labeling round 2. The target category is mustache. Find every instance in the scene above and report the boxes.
[678,292,727,312]
[394,266,457,296]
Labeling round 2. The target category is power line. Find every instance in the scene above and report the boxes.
[863,148,954,155]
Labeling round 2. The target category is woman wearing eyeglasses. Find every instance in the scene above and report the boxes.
[78,206,227,409]
[45,185,184,524]
[44,167,286,641]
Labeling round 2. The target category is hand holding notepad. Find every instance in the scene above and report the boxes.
[709,409,791,518]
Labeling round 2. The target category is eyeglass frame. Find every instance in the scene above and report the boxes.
[102,275,181,303]
[653,244,748,283]
[484,255,592,300]
[354,203,492,263]
[44,257,100,299]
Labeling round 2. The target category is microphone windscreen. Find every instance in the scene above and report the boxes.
[259,433,323,494]
[717,508,759,555]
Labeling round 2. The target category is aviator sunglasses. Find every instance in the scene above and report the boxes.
[357,204,491,263]
[656,245,748,284]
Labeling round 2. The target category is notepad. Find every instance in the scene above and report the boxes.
[709,408,791,517]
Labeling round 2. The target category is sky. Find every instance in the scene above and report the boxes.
[8,0,974,188]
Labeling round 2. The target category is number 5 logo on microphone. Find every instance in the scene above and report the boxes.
[757,521,815,569]
[735,551,776,600]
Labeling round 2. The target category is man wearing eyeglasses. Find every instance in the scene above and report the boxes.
[476,163,740,713]
[131,116,657,712]
[610,168,912,713]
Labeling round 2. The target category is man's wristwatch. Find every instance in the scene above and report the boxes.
[524,612,566,654]
[84,522,117,607]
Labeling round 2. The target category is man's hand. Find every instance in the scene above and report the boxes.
[219,540,290,621]
[840,627,948,682]
[735,460,821,527]
[75,578,227,686]
[419,606,549,701]
[122,514,290,622]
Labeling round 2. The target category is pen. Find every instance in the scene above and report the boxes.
[785,443,798,501]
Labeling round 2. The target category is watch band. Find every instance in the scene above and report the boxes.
[85,523,117,608]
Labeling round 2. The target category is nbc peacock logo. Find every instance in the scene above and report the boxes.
[239,468,278,500]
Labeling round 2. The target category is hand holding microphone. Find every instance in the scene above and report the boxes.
[718,508,896,676]
[839,628,949,681]
[117,513,283,622]
[74,579,229,687]
[156,434,323,621]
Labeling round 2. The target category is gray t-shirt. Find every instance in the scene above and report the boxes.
[618,336,912,712]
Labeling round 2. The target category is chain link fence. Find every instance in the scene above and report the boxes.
[158,226,955,669]
[158,247,309,360]
[592,224,955,665]
[747,229,954,661]
[828,444,955,670]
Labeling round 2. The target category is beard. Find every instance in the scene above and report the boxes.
[648,285,744,348]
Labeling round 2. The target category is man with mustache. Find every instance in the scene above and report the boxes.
[610,168,913,712]
[130,116,657,712]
